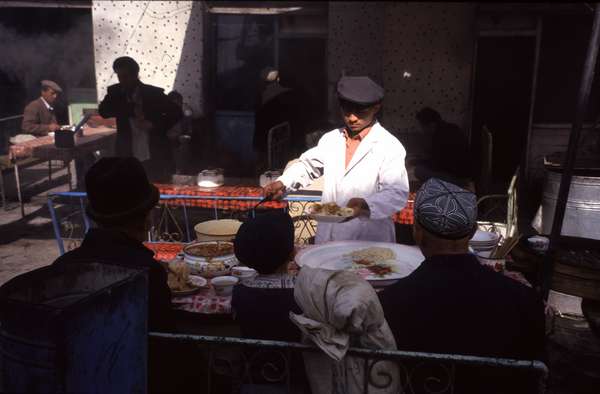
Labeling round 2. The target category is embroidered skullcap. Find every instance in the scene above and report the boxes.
[414,178,477,239]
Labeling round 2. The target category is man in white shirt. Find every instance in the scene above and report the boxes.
[263,76,409,243]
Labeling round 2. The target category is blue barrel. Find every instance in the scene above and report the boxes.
[0,262,148,393]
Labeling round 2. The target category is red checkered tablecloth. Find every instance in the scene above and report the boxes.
[155,185,415,224]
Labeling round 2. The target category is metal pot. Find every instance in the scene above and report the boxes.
[542,170,600,240]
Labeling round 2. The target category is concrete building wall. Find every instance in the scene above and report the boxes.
[91,0,204,114]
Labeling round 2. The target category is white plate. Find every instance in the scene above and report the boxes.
[308,205,355,223]
[295,241,424,286]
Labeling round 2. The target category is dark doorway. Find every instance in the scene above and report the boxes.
[471,36,536,193]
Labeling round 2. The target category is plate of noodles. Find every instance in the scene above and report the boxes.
[167,260,207,297]
[308,202,355,223]
[295,241,424,286]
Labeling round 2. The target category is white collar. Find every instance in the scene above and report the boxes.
[40,97,53,111]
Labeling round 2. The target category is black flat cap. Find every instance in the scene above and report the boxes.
[337,76,384,105]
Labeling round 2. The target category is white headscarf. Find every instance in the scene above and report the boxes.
[290,267,399,394]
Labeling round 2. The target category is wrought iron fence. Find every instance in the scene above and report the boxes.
[149,332,548,394]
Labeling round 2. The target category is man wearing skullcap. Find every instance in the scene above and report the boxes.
[20,80,63,136]
[264,75,409,243]
[379,179,545,391]
[231,211,302,343]
[99,56,183,182]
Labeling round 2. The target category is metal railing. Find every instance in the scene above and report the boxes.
[47,192,321,255]
[149,332,549,394]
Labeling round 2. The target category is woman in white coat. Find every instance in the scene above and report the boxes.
[263,76,409,243]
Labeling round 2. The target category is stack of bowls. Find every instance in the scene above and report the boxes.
[469,230,500,253]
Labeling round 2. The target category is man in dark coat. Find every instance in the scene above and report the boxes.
[413,107,472,187]
[98,56,183,182]
[53,157,171,331]
[21,80,62,136]
[379,178,545,393]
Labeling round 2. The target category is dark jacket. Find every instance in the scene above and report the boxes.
[379,253,545,360]
[431,121,471,179]
[21,98,57,136]
[98,82,183,163]
[379,254,545,394]
[232,285,302,342]
[53,228,172,331]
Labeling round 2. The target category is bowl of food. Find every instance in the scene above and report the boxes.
[182,241,238,277]
[211,276,239,296]
[474,250,505,273]
[194,219,242,242]
[308,202,355,223]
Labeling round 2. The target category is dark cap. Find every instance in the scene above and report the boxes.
[41,80,62,93]
[336,76,384,105]
[85,157,159,225]
[234,211,295,275]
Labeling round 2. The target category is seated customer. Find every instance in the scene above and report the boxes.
[53,157,171,331]
[379,178,545,360]
[232,211,301,342]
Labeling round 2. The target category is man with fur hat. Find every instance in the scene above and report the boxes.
[53,157,171,330]
[263,75,409,243]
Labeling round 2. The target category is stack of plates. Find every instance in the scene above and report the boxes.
[469,230,500,252]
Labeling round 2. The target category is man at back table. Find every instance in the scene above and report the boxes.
[98,56,183,182]
[20,80,62,137]
[379,178,545,392]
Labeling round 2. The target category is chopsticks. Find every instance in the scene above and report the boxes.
[491,234,521,259]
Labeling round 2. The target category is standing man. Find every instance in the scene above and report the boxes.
[263,76,409,243]
[413,107,472,187]
[98,56,183,182]
[20,80,62,137]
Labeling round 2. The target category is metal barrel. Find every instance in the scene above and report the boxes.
[542,170,600,240]
[0,262,148,393]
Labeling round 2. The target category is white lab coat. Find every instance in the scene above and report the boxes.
[279,122,409,243]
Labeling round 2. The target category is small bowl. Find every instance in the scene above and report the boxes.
[527,236,549,253]
[232,267,258,283]
[211,276,239,296]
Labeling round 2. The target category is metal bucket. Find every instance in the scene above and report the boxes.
[542,171,600,240]
[0,262,148,393]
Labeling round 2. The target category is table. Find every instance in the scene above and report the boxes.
[146,242,532,315]
[9,126,116,216]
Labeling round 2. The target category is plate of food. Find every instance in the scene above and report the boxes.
[167,261,206,297]
[182,241,238,277]
[295,241,424,287]
[308,202,355,223]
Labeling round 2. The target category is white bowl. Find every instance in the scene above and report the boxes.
[527,236,549,253]
[232,267,258,283]
[211,276,239,296]
[475,252,505,272]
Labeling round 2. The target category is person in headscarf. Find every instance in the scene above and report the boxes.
[289,267,400,394]
[378,178,545,392]
[231,211,302,342]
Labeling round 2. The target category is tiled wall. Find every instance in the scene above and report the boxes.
[92,1,204,114]
[328,2,475,143]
